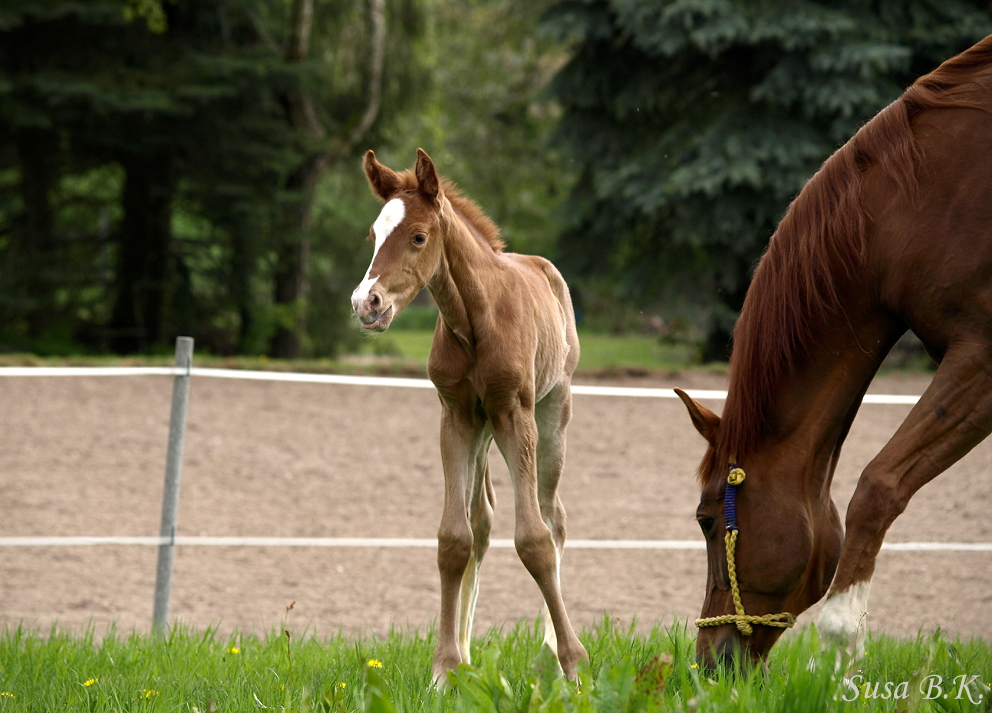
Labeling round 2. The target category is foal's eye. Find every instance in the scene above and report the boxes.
[412,233,427,245]
[697,517,715,534]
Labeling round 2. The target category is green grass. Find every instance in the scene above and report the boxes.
[0,620,988,711]
[0,328,705,378]
[346,304,707,373]
[351,328,705,375]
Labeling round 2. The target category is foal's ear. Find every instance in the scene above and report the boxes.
[364,150,401,200]
[674,388,720,446]
[414,148,441,206]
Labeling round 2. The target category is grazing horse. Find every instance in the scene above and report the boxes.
[675,33,992,667]
[350,149,588,681]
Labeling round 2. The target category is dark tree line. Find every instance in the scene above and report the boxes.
[0,0,422,356]
[4,0,990,360]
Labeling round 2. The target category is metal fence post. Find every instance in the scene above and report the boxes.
[152,336,194,636]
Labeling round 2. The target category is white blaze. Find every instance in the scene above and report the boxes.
[352,198,406,306]
[817,579,872,655]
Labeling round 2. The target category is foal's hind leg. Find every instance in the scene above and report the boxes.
[534,383,579,657]
[490,385,587,679]
[457,437,496,663]
[819,342,992,656]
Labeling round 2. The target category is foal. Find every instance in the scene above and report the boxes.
[351,149,588,681]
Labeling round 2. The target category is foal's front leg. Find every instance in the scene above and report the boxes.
[490,398,587,680]
[433,407,485,682]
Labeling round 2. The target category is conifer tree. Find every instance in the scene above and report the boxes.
[543,0,992,358]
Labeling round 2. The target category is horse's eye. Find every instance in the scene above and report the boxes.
[412,233,427,245]
[697,517,715,534]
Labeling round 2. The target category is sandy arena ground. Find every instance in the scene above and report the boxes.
[0,369,990,644]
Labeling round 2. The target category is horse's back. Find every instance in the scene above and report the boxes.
[869,95,992,353]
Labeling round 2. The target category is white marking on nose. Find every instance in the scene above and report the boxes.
[817,579,871,655]
[352,198,406,306]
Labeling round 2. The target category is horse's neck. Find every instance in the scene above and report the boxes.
[427,214,499,347]
[742,309,900,491]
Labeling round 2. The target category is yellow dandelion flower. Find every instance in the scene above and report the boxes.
[83,678,99,687]
[140,689,159,699]
[690,663,699,669]
[338,682,347,689]
[367,659,383,669]
[1,692,14,698]
[228,646,240,655]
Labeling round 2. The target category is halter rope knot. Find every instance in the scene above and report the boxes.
[694,463,797,636]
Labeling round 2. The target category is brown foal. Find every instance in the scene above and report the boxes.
[351,149,588,681]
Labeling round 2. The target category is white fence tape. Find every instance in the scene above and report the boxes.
[0,366,924,404]
[0,536,988,551]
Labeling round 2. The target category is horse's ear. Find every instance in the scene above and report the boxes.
[364,150,401,200]
[415,148,441,205]
[674,388,720,447]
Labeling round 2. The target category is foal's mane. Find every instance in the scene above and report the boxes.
[713,34,992,475]
[394,169,506,253]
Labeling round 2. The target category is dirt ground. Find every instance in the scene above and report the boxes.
[1,369,990,644]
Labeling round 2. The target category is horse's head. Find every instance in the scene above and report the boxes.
[351,148,446,332]
[675,389,843,669]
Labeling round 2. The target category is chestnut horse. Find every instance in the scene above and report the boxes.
[351,149,588,680]
[676,33,992,667]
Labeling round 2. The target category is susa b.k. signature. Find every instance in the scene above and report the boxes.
[842,674,987,704]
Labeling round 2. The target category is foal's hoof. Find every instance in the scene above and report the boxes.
[556,639,589,682]
[431,653,462,690]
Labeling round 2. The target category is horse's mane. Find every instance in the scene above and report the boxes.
[713,34,992,475]
[393,169,506,253]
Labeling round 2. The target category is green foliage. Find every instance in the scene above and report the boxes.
[0,620,989,711]
[354,326,702,372]
[121,0,172,33]
[541,0,992,354]
[377,0,573,258]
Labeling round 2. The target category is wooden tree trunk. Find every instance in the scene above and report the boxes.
[269,163,319,358]
[110,150,176,353]
[229,203,262,352]
[15,128,59,338]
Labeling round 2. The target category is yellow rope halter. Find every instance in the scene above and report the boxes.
[694,464,797,636]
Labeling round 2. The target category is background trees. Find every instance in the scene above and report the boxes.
[542,0,992,357]
[0,0,424,356]
[2,0,991,360]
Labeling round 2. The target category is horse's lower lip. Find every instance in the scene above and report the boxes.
[361,306,391,329]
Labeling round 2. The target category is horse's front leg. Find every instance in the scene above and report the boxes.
[819,342,992,657]
[433,406,486,683]
[457,441,495,663]
[490,395,587,680]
